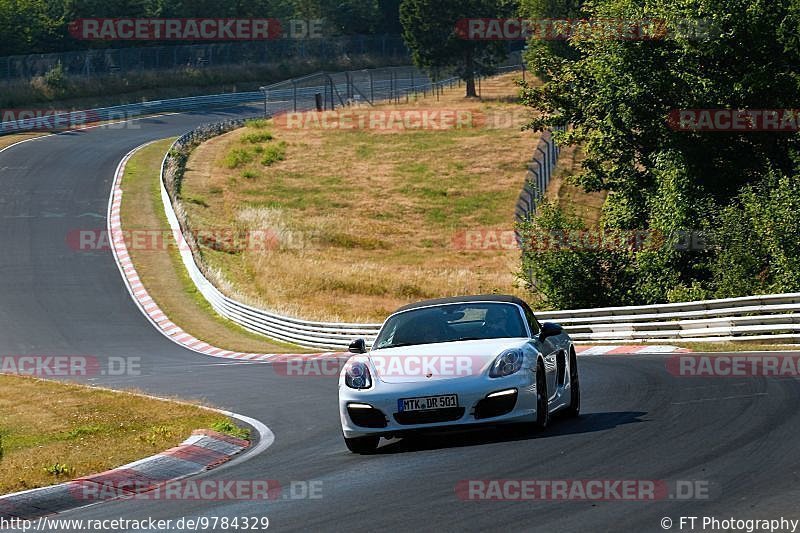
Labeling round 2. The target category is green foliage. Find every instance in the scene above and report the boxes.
[0,1,401,56]
[43,463,72,477]
[43,62,67,91]
[525,0,800,204]
[245,119,271,130]
[519,200,636,309]
[211,419,250,440]
[260,141,286,166]
[242,131,275,144]
[224,148,256,169]
[519,0,585,67]
[710,173,800,298]
[399,0,517,96]
[519,0,800,308]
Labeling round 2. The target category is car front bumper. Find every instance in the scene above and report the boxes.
[339,371,537,439]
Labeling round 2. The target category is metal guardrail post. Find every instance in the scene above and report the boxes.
[258,86,268,118]
[369,71,374,104]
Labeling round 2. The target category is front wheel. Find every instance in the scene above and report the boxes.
[564,349,581,418]
[534,360,550,430]
[343,434,380,454]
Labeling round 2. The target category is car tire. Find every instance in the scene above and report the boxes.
[564,348,581,418]
[534,360,550,430]
[343,434,380,454]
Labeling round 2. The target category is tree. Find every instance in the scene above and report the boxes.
[519,0,585,64]
[525,0,800,212]
[400,0,517,97]
[520,0,800,306]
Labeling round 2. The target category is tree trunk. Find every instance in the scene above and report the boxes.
[464,46,477,97]
[465,76,477,97]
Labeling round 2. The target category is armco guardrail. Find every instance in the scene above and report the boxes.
[538,293,800,343]
[149,68,799,349]
[515,125,564,225]
[0,91,264,135]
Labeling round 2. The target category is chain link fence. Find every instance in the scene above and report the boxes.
[260,51,525,115]
[0,35,409,82]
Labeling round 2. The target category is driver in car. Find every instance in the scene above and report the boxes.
[483,305,515,338]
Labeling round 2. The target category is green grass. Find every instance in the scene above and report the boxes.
[223,148,256,169]
[245,118,272,129]
[211,420,251,440]
[0,374,227,494]
[242,131,275,144]
[260,142,287,166]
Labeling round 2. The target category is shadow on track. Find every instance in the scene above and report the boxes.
[374,411,647,454]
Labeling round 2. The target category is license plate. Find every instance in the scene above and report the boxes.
[398,394,458,412]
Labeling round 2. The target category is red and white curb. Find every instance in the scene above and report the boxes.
[576,345,691,356]
[0,430,249,520]
[108,143,344,363]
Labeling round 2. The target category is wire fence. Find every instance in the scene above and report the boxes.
[0,35,410,82]
[260,52,526,115]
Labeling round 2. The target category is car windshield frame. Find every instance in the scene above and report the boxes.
[372,301,530,350]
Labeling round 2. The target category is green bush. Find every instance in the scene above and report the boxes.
[710,173,800,298]
[519,201,636,309]
[223,148,255,169]
[242,131,274,144]
[212,419,250,440]
[244,119,271,130]
[44,63,67,90]
[260,142,287,166]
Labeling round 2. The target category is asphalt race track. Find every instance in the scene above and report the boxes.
[1,109,799,532]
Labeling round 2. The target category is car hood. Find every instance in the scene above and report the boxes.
[368,338,529,383]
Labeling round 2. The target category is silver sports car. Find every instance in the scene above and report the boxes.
[339,295,580,453]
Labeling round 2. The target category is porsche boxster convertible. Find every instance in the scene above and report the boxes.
[339,295,580,453]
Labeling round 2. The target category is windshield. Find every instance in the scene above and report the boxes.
[373,302,528,349]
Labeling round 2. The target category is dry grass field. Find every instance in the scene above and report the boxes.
[0,375,229,494]
[181,73,540,322]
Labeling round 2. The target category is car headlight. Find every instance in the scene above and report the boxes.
[489,349,524,378]
[345,361,372,389]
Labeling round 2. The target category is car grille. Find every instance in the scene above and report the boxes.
[474,391,518,420]
[393,407,465,425]
[347,405,388,428]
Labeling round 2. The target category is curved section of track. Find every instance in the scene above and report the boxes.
[1,108,798,532]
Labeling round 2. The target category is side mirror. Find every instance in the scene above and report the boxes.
[539,322,564,341]
[348,338,367,354]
